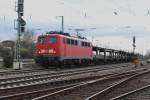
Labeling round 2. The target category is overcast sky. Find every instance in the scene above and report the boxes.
[0,0,150,54]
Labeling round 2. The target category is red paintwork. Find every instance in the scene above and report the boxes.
[36,33,93,60]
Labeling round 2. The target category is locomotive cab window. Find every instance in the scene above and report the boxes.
[48,37,57,43]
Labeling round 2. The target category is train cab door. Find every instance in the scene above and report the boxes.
[62,37,66,58]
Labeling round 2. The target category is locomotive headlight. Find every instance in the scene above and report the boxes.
[38,51,41,54]
[48,49,53,53]
[48,49,56,53]
[41,49,45,53]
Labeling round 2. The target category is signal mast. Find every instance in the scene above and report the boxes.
[14,0,26,69]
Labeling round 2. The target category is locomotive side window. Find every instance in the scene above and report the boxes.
[75,40,78,45]
[67,38,71,44]
[71,39,74,45]
[81,42,91,47]
[66,38,78,46]
[88,43,90,47]
[38,37,46,44]
[48,37,57,43]
[85,42,88,47]
[81,42,85,46]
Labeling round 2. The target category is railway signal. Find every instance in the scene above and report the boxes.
[19,18,26,32]
[133,36,136,54]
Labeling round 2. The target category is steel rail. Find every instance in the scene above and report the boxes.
[110,84,150,100]
[0,63,131,77]
[0,64,135,97]
[32,69,145,100]
[85,69,150,100]
[0,63,133,88]
[0,83,79,100]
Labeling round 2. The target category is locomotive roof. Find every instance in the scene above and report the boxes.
[39,33,91,43]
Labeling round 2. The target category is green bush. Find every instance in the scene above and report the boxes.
[3,56,13,68]
[20,47,34,58]
[20,48,29,58]
[1,48,13,68]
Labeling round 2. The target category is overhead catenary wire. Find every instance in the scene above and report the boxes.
[55,0,88,18]
[109,0,137,15]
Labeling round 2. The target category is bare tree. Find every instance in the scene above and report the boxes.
[20,30,36,58]
[145,50,150,59]
[0,40,15,68]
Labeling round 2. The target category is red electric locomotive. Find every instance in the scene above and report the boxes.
[35,32,93,67]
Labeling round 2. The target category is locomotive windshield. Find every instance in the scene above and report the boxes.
[48,37,57,43]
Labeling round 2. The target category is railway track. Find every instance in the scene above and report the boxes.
[0,63,140,99]
[110,85,150,100]
[0,63,132,80]
[0,63,131,78]
[85,68,150,100]
[0,69,50,78]
[31,68,147,100]
[0,63,134,97]
[0,83,79,100]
